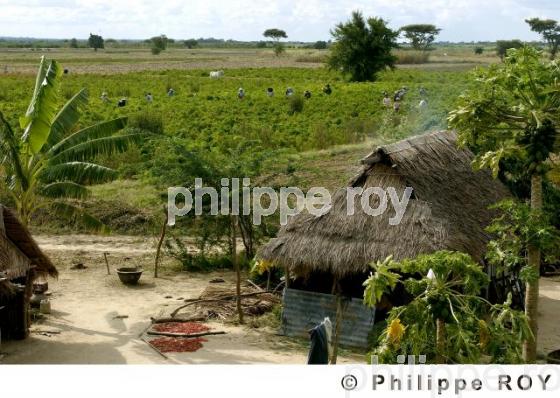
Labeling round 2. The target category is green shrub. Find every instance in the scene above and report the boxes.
[129,111,164,134]
[288,95,304,115]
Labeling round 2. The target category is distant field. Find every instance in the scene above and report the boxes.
[0,45,500,74]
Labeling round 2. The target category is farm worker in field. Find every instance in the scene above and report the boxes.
[266,87,274,97]
[237,88,245,100]
[145,93,153,103]
[167,88,175,97]
[418,99,428,109]
[304,90,312,99]
[394,86,407,102]
[100,92,109,103]
[382,92,391,108]
[285,87,294,97]
[419,86,427,97]
[393,98,401,112]
[117,98,127,107]
[322,84,332,95]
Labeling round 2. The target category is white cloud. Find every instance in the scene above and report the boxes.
[0,0,558,41]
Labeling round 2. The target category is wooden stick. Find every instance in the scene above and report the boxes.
[232,217,244,325]
[146,330,226,338]
[103,252,110,275]
[150,316,206,324]
[246,279,263,291]
[141,337,169,360]
[154,206,168,278]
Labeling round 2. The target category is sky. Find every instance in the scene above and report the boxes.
[1,0,559,42]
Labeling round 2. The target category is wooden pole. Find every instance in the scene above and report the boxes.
[330,279,342,364]
[154,206,168,278]
[232,216,244,324]
[103,252,110,275]
[436,318,446,364]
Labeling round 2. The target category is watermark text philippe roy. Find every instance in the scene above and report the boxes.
[167,178,413,226]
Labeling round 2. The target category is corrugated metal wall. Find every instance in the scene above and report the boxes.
[281,288,376,348]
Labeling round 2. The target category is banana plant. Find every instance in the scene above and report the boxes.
[0,57,145,230]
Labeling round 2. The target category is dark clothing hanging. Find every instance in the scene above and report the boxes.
[307,323,329,364]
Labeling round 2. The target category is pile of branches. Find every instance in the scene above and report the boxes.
[168,283,281,321]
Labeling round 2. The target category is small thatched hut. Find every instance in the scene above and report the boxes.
[1,204,57,339]
[257,131,510,347]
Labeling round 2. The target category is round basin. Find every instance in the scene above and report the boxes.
[116,267,143,285]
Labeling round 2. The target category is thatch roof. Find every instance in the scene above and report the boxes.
[258,131,510,279]
[0,205,57,278]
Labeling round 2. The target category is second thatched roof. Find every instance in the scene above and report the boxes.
[257,131,510,279]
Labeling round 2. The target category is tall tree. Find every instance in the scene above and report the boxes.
[88,33,104,51]
[151,35,168,55]
[0,57,145,228]
[400,24,441,51]
[263,28,287,56]
[327,11,398,82]
[526,18,560,59]
[448,47,560,362]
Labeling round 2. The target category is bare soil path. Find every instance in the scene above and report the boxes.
[0,234,363,364]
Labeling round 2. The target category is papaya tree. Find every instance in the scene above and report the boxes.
[363,252,532,364]
[0,57,145,229]
[448,46,560,362]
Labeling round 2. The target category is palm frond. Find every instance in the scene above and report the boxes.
[49,117,127,155]
[49,132,146,164]
[40,181,91,199]
[19,57,62,154]
[50,201,109,233]
[45,89,88,151]
[0,111,28,190]
[40,161,117,185]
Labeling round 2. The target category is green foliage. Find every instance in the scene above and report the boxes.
[0,57,145,229]
[363,256,400,306]
[363,251,532,364]
[485,200,560,279]
[525,18,560,59]
[495,40,523,60]
[313,41,328,50]
[263,29,288,40]
[288,95,304,114]
[474,47,484,55]
[129,111,164,134]
[69,38,79,49]
[184,39,199,49]
[88,34,104,51]
[150,35,168,55]
[448,46,560,178]
[400,24,441,51]
[328,11,398,82]
[273,42,285,57]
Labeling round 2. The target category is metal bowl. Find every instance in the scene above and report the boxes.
[116,267,143,285]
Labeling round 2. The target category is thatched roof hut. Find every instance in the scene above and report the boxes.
[258,131,510,283]
[1,205,57,279]
[1,204,56,339]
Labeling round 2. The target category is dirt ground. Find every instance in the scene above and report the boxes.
[0,235,363,364]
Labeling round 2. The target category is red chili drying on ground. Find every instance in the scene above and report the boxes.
[150,337,207,353]
[152,322,210,334]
